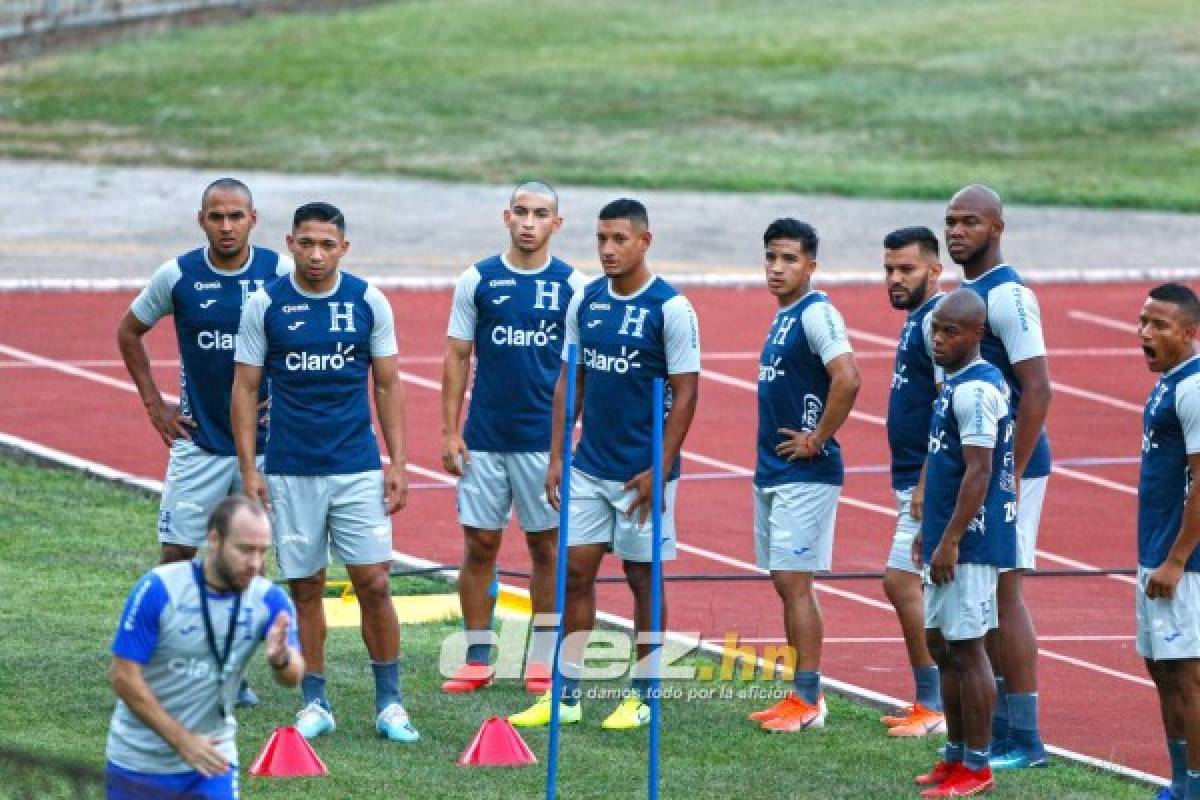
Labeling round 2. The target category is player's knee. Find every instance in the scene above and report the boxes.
[351,569,392,607]
[464,534,501,565]
[526,532,557,567]
[159,543,197,564]
[289,575,326,606]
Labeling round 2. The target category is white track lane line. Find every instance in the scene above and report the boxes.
[1069,310,1138,334]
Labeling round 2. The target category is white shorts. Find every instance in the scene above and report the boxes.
[456,451,557,533]
[1010,475,1048,571]
[886,486,921,574]
[924,564,999,641]
[1136,566,1200,660]
[753,482,839,572]
[566,468,677,562]
[158,439,261,547]
[267,471,392,580]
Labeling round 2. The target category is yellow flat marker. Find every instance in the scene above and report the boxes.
[322,589,534,628]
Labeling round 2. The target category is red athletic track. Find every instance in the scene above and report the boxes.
[0,283,1163,777]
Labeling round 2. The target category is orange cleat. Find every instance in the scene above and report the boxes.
[880,705,914,727]
[887,704,947,738]
[760,694,827,732]
[915,760,961,787]
[747,693,798,722]
[440,662,493,694]
[524,662,552,694]
[919,765,993,797]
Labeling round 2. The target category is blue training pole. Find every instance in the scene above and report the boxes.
[546,344,577,800]
[648,377,665,800]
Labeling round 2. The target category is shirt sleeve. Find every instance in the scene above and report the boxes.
[274,255,295,278]
[1176,374,1200,454]
[921,310,945,384]
[365,286,399,357]
[234,289,270,366]
[111,572,169,664]
[567,269,590,294]
[987,283,1046,364]
[954,380,1008,448]
[561,289,584,361]
[261,584,301,649]
[129,260,181,327]
[663,295,701,374]
[801,300,853,365]
[446,267,481,341]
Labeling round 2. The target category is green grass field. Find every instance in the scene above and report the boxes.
[0,454,1155,798]
[1,0,1198,209]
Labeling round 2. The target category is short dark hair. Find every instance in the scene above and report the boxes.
[207,495,267,542]
[202,177,252,208]
[883,226,939,257]
[598,197,648,229]
[763,218,818,257]
[293,201,346,233]
[1149,282,1200,325]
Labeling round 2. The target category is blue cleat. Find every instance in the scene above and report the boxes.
[235,681,259,709]
[989,746,1048,770]
[376,703,419,743]
[1154,788,1177,800]
[294,701,336,739]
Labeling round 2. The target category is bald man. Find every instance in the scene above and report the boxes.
[441,181,587,694]
[914,289,1017,797]
[945,185,1051,769]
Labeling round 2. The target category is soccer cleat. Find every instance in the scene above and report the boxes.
[760,694,826,732]
[294,701,336,739]
[508,691,581,728]
[601,696,651,730]
[235,681,260,709]
[887,704,947,738]
[915,760,961,787]
[748,693,798,722]
[376,703,420,743]
[988,746,1048,770]
[881,705,914,727]
[441,662,494,694]
[919,765,994,797]
[1155,788,1178,800]
[524,662,552,694]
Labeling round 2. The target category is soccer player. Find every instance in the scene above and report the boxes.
[946,185,1052,768]
[508,198,700,730]
[117,177,291,709]
[105,496,302,800]
[747,219,861,733]
[441,181,587,695]
[879,226,946,737]
[1136,283,1200,800]
[231,202,416,742]
[914,288,1016,798]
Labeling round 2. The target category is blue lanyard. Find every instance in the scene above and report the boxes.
[192,562,243,720]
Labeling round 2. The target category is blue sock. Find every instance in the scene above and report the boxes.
[631,677,652,699]
[559,662,581,707]
[1006,692,1045,753]
[793,671,821,705]
[914,664,943,712]
[465,629,492,665]
[1185,769,1200,800]
[990,676,1009,755]
[944,741,965,764]
[965,748,990,772]
[371,660,402,713]
[301,672,329,711]
[1169,739,1188,799]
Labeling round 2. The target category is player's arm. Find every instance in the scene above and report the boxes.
[261,593,304,686]
[991,286,1051,479]
[110,657,230,778]
[441,337,474,476]
[372,353,409,514]
[117,280,195,446]
[1147,452,1200,599]
[231,363,267,506]
[1010,356,1051,478]
[546,360,585,511]
[929,444,993,586]
[778,303,861,460]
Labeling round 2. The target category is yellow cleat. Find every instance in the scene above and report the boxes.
[508,691,581,728]
[601,695,651,730]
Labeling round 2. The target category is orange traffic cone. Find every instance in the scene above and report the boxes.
[458,716,538,767]
[249,726,329,777]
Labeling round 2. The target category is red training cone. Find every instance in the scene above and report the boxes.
[248,725,329,777]
[457,716,538,767]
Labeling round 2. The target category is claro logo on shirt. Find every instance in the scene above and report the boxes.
[285,342,356,371]
[584,346,641,374]
[491,319,559,348]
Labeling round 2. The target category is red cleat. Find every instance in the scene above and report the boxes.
[441,662,493,694]
[919,765,994,797]
[915,760,961,787]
